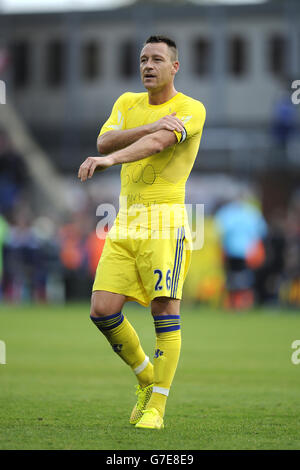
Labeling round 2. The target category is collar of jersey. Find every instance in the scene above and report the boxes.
[146,92,182,108]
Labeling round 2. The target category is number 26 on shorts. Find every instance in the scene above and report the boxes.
[154,269,171,291]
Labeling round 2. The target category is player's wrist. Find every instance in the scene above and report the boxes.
[145,123,156,134]
[108,153,119,166]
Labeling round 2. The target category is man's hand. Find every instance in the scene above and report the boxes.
[78,156,113,182]
[149,112,185,134]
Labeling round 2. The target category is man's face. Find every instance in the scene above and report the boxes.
[140,42,179,91]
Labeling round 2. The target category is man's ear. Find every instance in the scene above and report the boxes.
[172,61,180,76]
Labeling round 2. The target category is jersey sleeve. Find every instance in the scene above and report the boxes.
[98,93,128,138]
[173,100,206,144]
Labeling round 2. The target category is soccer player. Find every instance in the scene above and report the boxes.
[78,36,206,429]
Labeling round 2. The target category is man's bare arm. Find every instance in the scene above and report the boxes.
[97,127,152,154]
[97,113,184,154]
[79,129,177,182]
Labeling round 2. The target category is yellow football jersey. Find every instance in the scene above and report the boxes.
[99,92,206,217]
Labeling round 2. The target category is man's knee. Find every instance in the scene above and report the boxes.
[90,291,126,318]
[151,297,180,316]
[90,300,109,318]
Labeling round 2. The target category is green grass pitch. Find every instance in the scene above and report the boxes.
[0,302,300,450]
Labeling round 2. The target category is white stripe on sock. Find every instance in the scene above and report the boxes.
[153,386,169,396]
[134,355,149,375]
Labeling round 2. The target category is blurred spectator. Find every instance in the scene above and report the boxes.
[254,208,286,305]
[0,129,29,216]
[215,196,268,310]
[32,216,63,303]
[279,191,300,308]
[0,195,108,303]
[183,216,225,306]
[2,206,43,302]
[59,215,89,301]
[2,206,61,303]
[271,89,297,153]
[0,214,8,296]
[58,210,106,300]
[85,229,106,278]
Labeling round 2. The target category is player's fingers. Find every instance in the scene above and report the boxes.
[161,113,176,123]
[167,113,184,127]
[78,162,85,178]
[88,162,96,178]
[168,116,185,128]
[173,117,185,127]
[172,123,184,132]
[159,116,183,133]
[165,115,184,126]
[80,162,91,182]
[78,166,86,181]
[164,119,184,132]
[80,157,98,181]
[78,158,89,179]
[80,169,87,182]
[164,123,183,133]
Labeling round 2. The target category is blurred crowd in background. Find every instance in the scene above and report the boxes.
[0,128,107,303]
[0,125,299,311]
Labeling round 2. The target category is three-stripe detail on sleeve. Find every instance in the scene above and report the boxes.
[171,227,185,298]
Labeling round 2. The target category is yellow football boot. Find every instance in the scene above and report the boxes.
[129,384,153,425]
[135,408,164,430]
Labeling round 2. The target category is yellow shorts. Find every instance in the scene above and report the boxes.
[92,225,192,307]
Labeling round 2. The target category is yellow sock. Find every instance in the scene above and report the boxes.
[136,361,154,388]
[90,312,153,387]
[146,315,181,417]
[146,392,167,418]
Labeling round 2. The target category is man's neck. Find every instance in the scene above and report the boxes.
[147,85,178,106]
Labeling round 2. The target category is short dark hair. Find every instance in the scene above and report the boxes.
[144,35,178,61]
